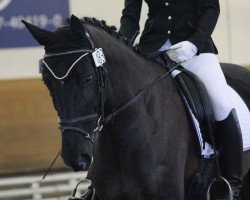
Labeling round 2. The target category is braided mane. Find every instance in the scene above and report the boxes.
[82,17,121,39]
[66,17,132,45]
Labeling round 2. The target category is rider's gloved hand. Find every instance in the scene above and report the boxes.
[166,41,198,63]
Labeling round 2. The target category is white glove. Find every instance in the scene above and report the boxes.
[166,41,198,63]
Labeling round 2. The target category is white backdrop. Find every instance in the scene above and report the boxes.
[0,0,249,80]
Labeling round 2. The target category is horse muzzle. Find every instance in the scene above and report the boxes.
[61,132,94,171]
[78,154,92,171]
[68,153,92,171]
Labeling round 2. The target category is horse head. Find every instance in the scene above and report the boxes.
[22,15,107,171]
[22,14,162,174]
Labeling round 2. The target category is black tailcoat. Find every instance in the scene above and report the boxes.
[119,0,220,54]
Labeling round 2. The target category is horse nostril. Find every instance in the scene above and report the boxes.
[79,154,91,171]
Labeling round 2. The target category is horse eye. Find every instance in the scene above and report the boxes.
[83,75,93,83]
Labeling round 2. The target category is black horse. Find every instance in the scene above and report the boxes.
[22,15,250,199]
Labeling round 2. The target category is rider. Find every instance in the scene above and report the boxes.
[119,0,243,199]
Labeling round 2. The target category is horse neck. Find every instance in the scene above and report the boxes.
[85,27,198,174]
[87,25,164,110]
[87,25,180,153]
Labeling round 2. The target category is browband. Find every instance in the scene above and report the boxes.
[43,49,94,58]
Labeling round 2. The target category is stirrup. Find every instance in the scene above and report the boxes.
[206,176,233,200]
[68,178,93,200]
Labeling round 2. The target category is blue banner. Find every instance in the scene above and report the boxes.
[0,0,69,48]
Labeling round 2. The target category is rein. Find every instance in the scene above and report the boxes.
[103,65,178,124]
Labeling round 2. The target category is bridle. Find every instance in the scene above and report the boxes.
[39,31,179,144]
[40,46,107,143]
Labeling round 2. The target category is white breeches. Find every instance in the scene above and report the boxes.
[181,53,232,121]
[181,53,250,149]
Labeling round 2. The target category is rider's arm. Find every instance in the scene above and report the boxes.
[188,0,220,52]
[119,0,143,40]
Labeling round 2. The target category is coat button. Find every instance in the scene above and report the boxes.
[168,16,172,20]
[167,30,171,34]
[165,2,169,6]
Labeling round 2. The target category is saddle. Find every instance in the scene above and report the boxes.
[173,67,215,154]
[159,54,218,199]
[155,52,215,157]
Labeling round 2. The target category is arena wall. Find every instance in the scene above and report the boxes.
[0,79,68,175]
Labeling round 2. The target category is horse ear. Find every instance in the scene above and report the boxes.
[70,14,86,39]
[21,20,53,46]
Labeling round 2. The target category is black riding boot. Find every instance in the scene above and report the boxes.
[214,109,243,200]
